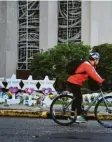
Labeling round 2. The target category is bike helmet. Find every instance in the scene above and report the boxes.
[89,52,100,60]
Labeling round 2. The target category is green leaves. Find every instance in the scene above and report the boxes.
[92,43,112,78]
[30,42,90,90]
[30,43,112,91]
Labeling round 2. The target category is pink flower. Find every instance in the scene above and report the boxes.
[25,88,34,95]
[39,98,43,102]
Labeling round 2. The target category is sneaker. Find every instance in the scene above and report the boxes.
[68,115,77,122]
[76,116,87,123]
[69,115,75,120]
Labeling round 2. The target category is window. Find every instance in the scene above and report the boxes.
[58,1,81,44]
[18,1,40,70]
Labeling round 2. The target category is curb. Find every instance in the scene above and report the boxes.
[0,110,112,120]
[0,110,48,118]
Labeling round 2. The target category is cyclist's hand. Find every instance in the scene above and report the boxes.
[99,80,111,91]
[101,79,112,91]
[99,80,105,88]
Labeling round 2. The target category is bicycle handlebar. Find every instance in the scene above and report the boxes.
[82,87,103,94]
[85,90,101,94]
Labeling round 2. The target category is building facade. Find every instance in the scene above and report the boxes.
[0,1,112,78]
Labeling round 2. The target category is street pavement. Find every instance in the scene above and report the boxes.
[0,117,112,142]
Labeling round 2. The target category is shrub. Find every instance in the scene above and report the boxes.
[91,43,112,91]
[30,42,90,91]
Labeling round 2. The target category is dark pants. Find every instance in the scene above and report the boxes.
[66,82,82,115]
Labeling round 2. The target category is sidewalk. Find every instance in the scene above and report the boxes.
[0,104,48,118]
[0,104,112,120]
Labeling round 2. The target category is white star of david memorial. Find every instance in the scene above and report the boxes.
[39,75,57,93]
[0,77,6,102]
[6,74,21,104]
[0,77,5,88]
[22,75,38,91]
[6,74,21,89]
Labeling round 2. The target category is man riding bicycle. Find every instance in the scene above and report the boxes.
[66,52,104,122]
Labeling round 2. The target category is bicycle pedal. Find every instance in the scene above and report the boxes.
[74,121,79,124]
[75,121,87,123]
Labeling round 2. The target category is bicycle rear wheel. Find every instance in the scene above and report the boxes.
[50,94,77,126]
[95,96,112,128]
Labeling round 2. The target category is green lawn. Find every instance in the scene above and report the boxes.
[54,101,112,107]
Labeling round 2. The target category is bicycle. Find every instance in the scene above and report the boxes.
[50,87,112,128]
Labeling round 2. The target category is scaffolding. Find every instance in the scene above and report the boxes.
[18,1,39,70]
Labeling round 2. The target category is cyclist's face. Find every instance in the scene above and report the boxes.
[94,59,99,66]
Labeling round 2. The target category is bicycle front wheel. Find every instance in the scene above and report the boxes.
[95,96,112,128]
[50,94,77,126]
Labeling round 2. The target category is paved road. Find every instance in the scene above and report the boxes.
[0,117,112,142]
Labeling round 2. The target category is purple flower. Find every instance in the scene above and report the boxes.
[9,87,18,93]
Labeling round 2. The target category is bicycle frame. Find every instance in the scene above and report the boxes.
[84,91,102,113]
[64,88,109,113]
[85,88,110,113]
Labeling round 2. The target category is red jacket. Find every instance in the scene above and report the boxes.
[67,61,104,86]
